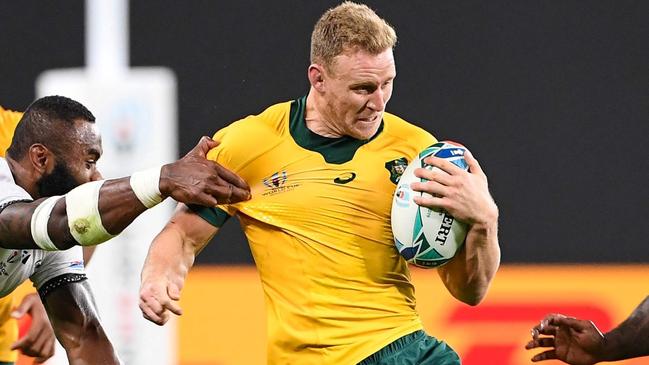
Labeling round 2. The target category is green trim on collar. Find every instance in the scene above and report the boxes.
[289,95,383,164]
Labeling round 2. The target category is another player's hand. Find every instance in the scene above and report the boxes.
[526,313,605,365]
[160,136,251,207]
[10,293,55,363]
[139,270,184,326]
[411,150,498,226]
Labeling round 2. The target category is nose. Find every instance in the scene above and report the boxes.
[91,170,103,181]
[367,88,386,112]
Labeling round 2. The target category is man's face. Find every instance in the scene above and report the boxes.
[37,120,103,197]
[320,48,396,140]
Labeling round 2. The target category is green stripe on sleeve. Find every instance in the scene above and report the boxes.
[188,205,231,227]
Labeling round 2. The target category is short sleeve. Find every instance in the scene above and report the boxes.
[30,246,85,290]
[190,121,248,227]
[0,160,32,206]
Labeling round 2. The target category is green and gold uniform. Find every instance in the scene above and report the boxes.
[0,106,22,364]
[195,96,450,364]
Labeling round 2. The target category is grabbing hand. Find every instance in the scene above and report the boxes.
[411,150,498,226]
[10,293,55,363]
[526,314,605,365]
[160,136,251,207]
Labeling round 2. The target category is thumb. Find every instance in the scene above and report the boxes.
[168,285,182,301]
[189,136,220,157]
[11,299,32,319]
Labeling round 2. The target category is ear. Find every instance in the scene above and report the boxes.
[308,64,326,92]
[27,144,53,174]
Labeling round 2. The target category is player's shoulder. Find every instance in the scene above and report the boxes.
[381,112,437,147]
[216,100,292,139]
[206,100,293,165]
[0,157,32,205]
[0,105,23,125]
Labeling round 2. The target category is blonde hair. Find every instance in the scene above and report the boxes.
[310,2,397,70]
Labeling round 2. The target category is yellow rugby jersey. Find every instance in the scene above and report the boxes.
[195,96,437,364]
[0,105,22,362]
[0,106,21,157]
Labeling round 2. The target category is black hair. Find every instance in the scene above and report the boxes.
[6,95,96,160]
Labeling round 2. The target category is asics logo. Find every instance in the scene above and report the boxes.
[334,172,356,184]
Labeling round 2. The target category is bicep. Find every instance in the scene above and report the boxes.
[0,199,41,249]
[0,197,75,250]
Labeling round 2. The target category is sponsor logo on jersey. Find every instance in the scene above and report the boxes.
[21,250,31,264]
[69,260,84,270]
[6,250,19,263]
[385,157,408,184]
[262,171,299,196]
[334,172,356,184]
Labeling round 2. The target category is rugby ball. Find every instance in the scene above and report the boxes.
[391,141,469,268]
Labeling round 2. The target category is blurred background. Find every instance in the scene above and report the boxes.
[1,1,648,364]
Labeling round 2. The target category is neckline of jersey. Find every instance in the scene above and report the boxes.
[288,95,384,164]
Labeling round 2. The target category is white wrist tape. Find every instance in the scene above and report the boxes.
[30,196,63,251]
[66,180,115,246]
[130,166,163,208]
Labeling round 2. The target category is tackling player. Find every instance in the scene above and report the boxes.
[0,105,53,365]
[139,2,500,364]
[0,95,250,364]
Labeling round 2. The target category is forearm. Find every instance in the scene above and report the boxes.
[438,219,500,305]
[142,226,197,283]
[63,323,120,365]
[601,296,649,361]
[0,175,154,250]
[48,178,149,247]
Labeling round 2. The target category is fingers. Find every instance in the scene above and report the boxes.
[140,298,169,326]
[423,156,465,175]
[463,150,485,176]
[139,284,183,326]
[10,299,30,319]
[548,315,591,331]
[34,333,56,363]
[525,337,556,349]
[210,165,250,204]
[412,167,453,187]
[11,330,54,360]
[531,349,558,362]
[531,320,559,338]
[214,164,249,192]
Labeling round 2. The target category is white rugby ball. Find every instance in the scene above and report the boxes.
[391,141,469,268]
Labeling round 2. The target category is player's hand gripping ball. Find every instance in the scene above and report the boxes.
[391,141,468,268]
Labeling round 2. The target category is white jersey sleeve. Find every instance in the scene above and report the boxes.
[0,157,85,297]
[30,246,85,290]
[0,158,32,207]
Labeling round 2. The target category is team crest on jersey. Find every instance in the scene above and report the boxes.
[262,171,299,196]
[385,157,408,184]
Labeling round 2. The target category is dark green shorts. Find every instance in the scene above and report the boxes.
[357,330,461,365]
